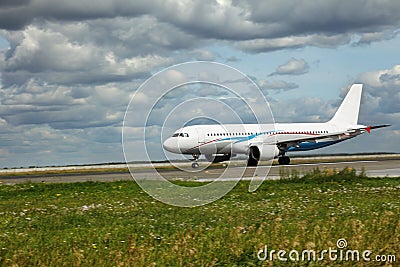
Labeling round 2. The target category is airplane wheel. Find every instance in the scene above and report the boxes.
[192,162,199,168]
[247,146,260,167]
[247,157,258,167]
[278,156,290,165]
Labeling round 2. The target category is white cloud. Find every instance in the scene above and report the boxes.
[6,26,94,72]
[359,65,400,87]
[357,65,400,128]
[270,58,309,76]
[236,34,351,53]
[1,24,174,86]
[1,0,400,166]
[258,79,298,92]
[270,96,335,123]
[355,30,400,45]
[187,49,217,61]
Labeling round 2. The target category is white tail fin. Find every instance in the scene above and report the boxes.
[328,84,363,126]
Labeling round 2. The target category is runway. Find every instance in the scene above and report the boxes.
[1,158,399,184]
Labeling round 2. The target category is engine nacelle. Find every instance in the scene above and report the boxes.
[205,153,232,163]
[249,145,280,161]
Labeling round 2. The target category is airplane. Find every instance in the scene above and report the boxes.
[163,84,390,168]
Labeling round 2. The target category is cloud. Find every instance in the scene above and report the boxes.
[0,123,125,167]
[268,63,400,130]
[236,34,351,53]
[0,0,399,166]
[187,49,217,61]
[0,79,133,130]
[225,56,240,62]
[1,24,174,87]
[357,65,400,128]
[1,1,399,44]
[257,79,299,93]
[270,96,335,123]
[354,30,400,45]
[247,1,400,37]
[270,58,309,76]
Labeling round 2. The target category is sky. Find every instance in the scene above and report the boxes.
[0,0,399,168]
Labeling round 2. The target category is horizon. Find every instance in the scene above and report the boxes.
[0,1,399,168]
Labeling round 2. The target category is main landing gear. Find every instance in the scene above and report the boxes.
[278,155,290,165]
[277,145,291,165]
[191,154,199,168]
[247,146,260,167]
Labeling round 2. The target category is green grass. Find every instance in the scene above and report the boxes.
[0,168,399,266]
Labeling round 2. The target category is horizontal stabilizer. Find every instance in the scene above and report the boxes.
[366,124,391,133]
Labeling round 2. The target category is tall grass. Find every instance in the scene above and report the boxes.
[0,168,399,266]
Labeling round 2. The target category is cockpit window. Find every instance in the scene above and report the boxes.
[172,133,189,137]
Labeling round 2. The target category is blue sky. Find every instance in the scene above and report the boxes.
[0,1,399,167]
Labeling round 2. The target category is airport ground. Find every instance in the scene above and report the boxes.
[0,154,399,184]
[1,163,399,266]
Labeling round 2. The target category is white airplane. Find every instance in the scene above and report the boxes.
[163,84,390,168]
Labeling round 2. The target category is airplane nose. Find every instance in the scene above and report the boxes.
[163,138,177,153]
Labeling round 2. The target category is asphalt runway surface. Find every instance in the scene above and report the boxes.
[1,159,399,184]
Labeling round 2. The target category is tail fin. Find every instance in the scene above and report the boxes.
[328,84,363,126]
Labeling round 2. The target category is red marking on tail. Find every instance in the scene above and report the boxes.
[366,126,371,133]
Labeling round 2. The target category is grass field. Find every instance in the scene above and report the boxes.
[0,168,399,266]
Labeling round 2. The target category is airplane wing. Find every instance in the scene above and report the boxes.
[264,124,391,150]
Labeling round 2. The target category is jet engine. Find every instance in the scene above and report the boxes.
[248,144,280,166]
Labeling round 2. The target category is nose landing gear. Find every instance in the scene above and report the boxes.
[191,154,199,168]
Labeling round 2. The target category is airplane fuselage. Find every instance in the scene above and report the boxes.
[163,122,361,156]
[162,84,389,167]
